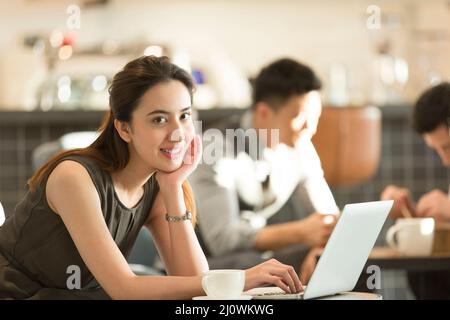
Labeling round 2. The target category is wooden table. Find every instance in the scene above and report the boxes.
[365,247,450,298]
[318,292,382,300]
[367,247,450,272]
[245,287,383,300]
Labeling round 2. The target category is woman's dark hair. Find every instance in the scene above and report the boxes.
[413,82,450,134]
[252,58,322,111]
[28,55,197,223]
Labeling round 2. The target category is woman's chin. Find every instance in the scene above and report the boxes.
[157,161,183,173]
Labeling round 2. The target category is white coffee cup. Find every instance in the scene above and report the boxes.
[386,218,435,256]
[201,269,245,299]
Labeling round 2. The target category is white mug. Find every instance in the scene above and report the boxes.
[386,218,435,256]
[201,270,245,299]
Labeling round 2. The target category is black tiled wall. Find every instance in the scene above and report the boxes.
[0,112,104,215]
[332,115,450,209]
[1,107,449,218]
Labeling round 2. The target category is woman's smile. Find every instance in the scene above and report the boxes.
[160,145,185,160]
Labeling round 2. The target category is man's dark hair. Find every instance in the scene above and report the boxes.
[413,82,450,134]
[252,58,322,111]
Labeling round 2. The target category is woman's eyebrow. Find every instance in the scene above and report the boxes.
[146,106,192,116]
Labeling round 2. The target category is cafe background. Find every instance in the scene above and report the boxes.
[1,0,450,299]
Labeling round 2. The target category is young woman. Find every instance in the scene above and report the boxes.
[0,56,302,299]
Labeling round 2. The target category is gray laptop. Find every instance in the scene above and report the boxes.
[246,200,393,300]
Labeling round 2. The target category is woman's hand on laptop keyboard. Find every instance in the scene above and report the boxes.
[245,259,304,294]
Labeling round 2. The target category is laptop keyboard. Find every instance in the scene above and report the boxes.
[250,289,305,300]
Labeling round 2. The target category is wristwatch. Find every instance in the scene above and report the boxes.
[165,211,192,222]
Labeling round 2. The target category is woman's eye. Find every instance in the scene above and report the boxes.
[152,116,168,124]
[180,112,192,121]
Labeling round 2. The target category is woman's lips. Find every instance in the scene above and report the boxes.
[160,147,183,160]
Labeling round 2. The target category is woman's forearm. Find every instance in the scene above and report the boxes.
[162,185,209,276]
[167,220,209,275]
[114,274,204,300]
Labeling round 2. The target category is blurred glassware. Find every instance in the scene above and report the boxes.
[36,53,130,110]
[327,63,348,107]
[171,48,191,73]
[0,36,48,110]
[144,45,164,57]
[366,9,412,106]
[198,51,251,108]
[394,58,409,86]
[192,68,218,109]
[37,73,111,111]
[414,29,450,90]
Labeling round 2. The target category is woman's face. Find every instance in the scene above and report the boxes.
[125,80,195,173]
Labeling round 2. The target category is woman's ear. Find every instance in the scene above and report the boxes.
[114,119,132,143]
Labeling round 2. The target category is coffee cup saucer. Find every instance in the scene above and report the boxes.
[192,295,252,300]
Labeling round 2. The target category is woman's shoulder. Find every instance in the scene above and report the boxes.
[45,155,101,184]
[50,154,107,180]
[45,159,100,215]
[51,158,90,176]
[57,153,101,171]
[47,160,96,193]
[45,155,108,205]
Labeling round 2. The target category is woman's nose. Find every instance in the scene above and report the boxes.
[169,128,185,142]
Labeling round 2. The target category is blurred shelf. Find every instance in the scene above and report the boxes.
[0,108,246,125]
[0,110,106,125]
[379,105,413,120]
[0,105,412,125]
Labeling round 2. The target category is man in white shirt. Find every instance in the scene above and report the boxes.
[381,82,450,299]
[190,58,339,282]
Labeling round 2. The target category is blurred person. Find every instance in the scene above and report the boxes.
[381,82,450,299]
[190,58,340,283]
[0,56,302,299]
[381,83,450,221]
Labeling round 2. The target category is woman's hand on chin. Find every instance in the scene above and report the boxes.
[156,135,202,191]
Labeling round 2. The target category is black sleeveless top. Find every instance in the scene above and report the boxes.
[0,154,159,299]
